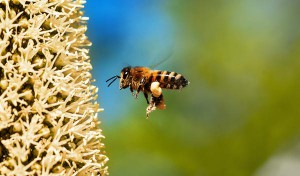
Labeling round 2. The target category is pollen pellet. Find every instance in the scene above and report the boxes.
[150,81,162,97]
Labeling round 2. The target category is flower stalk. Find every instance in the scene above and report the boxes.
[0,0,108,175]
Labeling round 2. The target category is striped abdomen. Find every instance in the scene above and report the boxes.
[149,70,189,89]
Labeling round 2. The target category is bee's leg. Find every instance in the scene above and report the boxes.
[143,92,149,104]
[146,96,156,119]
[135,77,146,99]
[130,85,135,97]
[153,93,166,110]
[146,93,166,118]
[146,103,155,119]
[134,85,142,99]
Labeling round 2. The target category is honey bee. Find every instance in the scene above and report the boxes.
[106,66,189,118]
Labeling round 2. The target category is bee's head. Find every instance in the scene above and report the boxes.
[119,66,131,89]
[106,66,131,90]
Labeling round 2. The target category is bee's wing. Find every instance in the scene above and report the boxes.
[149,48,173,69]
[149,56,172,70]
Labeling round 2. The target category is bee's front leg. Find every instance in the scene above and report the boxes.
[130,85,135,97]
[130,85,140,99]
[134,85,142,99]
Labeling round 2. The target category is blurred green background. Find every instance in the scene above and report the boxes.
[85,0,300,176]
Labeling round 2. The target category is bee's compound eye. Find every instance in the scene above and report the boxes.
[123,71,128,79]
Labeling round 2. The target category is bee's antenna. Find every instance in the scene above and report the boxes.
[106,75,120,87]
[106,76,119,82]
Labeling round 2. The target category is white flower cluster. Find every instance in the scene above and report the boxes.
[0,0,108,175]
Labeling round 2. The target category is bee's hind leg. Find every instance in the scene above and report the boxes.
[145,93,166,118]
